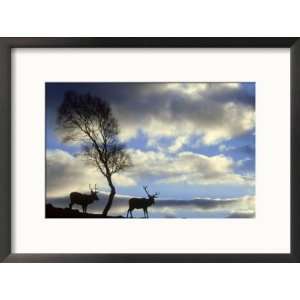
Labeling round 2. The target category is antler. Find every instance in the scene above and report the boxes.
[143,185,150,197]
[143,186,159,198]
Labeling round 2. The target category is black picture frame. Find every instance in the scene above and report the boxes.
[0,37,299,263]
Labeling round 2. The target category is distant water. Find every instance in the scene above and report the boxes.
[46,193,255,219]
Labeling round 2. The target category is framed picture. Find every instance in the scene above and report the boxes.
[0,37,299,262]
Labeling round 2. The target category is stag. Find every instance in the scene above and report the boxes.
[69,184,99,213]
[126,186,159,218]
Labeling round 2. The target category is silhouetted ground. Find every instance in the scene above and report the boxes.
[46,204,124,218]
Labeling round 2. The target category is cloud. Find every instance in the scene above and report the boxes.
[168,136,188,153]
[124,149,254,186]
[53,83,255,147]
[218,144,255,175]
[49,83,255,152]
[47,83,255,201]
[112,85,255,145]
[46,149,135,198]
[47,146,254,199]
[219,144,235,152]
[52,83,255,152]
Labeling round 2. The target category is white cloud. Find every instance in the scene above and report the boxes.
[219,144,227,152]
[47,147,253,199]
[112,84,255,146]
[125,149,254,186]
[161,82,240,98]
[46,149,136,198]
[168,136,188,153]
[48,83,255,206]
[236,157,252,167]
[162,82,209,96]
[218,144,236,152]
[56,83,255,147]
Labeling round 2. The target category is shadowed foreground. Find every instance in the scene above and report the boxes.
[46,204,124,218]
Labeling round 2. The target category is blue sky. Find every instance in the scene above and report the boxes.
[46,82,255,206]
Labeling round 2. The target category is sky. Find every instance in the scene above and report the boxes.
[46,82,255,218]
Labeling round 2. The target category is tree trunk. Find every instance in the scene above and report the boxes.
[102,176,116,217]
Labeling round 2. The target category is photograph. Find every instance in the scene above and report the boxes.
[46,82,255,219]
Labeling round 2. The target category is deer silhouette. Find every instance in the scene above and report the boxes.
[126,186,159,218]
[69,184,99,213]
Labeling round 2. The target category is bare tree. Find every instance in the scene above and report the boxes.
[57,91,131,216]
